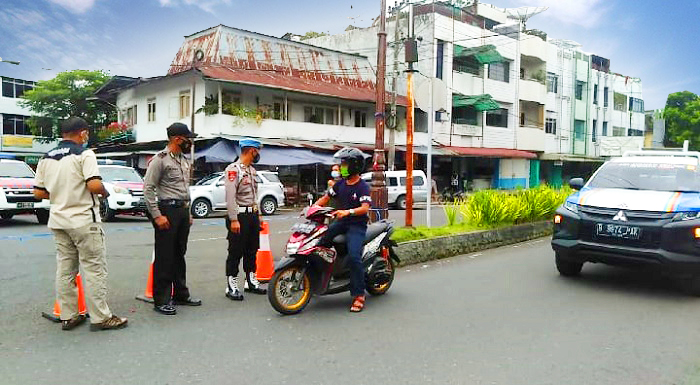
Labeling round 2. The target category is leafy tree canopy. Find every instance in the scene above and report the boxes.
[19,70,116,142]
[663,91,700,150]
[300,31,328,40]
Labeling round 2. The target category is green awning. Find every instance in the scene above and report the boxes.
[454,44,504,64]
[452,94,501,112]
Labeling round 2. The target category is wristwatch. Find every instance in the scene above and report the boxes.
[349,209,355,216]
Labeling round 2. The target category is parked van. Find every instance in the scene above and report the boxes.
[361,170,429,209]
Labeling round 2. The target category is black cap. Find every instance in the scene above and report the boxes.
[167,122,197,138]
[61,117,89,133]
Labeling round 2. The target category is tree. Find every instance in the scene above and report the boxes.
[19,70,116,143]
[300,31,328,41]
[663,91,700,150]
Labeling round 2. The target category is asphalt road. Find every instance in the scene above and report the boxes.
[3,211,700,384]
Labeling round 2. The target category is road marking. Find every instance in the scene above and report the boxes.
[468,253,483,259]
[191,237,226,242]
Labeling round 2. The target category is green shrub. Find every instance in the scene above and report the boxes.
[443,201,460,226]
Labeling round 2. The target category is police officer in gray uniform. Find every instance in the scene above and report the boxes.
[143,123,202,315]
[224,138,266,300]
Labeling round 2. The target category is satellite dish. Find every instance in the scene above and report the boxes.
[194,49,205,62]
[415,77,448,112]
[506,6,548,29]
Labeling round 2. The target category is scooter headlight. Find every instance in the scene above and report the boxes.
[286,241,301,255]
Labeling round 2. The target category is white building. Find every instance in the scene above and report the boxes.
[0,76,56,164]
[103,25,413,157]
[305,0,647,188]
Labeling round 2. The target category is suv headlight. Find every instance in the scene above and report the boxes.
[113,186,129,194]
[673,211,700,222]
[563,200,579,214]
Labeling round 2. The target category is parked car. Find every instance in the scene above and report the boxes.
[189,171,285,218]
[0,158,51,224]
[98,164,146,221]
[361,170,429,209]
[552,148,700,294]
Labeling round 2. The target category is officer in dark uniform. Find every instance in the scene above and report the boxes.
[224,138,266,300]
[143,123,202,315]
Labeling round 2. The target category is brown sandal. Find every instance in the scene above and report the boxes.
[350,296,365,312]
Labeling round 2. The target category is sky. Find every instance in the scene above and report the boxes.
[0,0,697,109]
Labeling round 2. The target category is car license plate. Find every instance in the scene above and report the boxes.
[595,223,641,240]
[17,202,34,209]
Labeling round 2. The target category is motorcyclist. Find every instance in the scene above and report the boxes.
[314,147,371,312]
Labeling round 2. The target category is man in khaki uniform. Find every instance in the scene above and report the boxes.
[224,138,266,300]
[33,117,128,331]
[143,122,201,315]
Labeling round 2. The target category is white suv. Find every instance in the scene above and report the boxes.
[0,158,51,224]
[361,170,429,209]
[98,165,146,221]
[189,171,285,218]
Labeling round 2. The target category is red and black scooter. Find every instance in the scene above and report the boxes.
[267,206,400,315]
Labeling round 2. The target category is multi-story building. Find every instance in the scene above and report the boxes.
[305,0,647,189]
[0,76,56,165]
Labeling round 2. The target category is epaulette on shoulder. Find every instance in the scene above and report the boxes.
[157,151,168,158]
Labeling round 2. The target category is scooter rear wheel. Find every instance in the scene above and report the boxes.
[268,266,312,315]
[366,258,395,296]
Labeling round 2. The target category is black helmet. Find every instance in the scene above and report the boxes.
[333,147,366,176]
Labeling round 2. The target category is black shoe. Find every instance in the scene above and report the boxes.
[244,286,267,294]
[61,314,87,331]
[153,304,177,315]
[226,290,244,301]
[173,297,202,306]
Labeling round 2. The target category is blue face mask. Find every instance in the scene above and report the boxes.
[331,171,341,179]
[81,131,89,148]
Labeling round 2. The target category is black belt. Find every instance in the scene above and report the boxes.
[158,199,189,208]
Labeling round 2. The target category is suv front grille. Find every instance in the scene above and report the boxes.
[579,206,674,222]
[4,189,42,203]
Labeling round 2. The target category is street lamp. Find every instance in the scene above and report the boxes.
[0,57,20,65]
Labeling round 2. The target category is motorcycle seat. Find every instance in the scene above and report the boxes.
[332,221,390,245]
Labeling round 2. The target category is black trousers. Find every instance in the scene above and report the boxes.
[225,212,260,277]
[150,206,191,306]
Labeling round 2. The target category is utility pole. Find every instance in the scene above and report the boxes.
[388,1,403,171]
[405,3,417,228]
[370,0,389,222]
[190,49,203,182]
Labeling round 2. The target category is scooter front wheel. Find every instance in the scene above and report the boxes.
[268,266,312,315]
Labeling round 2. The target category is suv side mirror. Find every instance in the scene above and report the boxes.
[569,178,584,190]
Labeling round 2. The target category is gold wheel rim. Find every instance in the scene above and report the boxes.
[275,267,310,311]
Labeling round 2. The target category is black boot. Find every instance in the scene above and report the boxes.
[244,272,267,294]
[225,276,244,301]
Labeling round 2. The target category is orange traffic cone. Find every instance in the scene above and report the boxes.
[135,251,173,303]
[256,221,274,282]
[135,251,155,303]
[41,272,88,323]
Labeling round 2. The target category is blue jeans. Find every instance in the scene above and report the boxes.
[322,220,367,297]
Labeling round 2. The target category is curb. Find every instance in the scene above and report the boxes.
[395,221,553,266]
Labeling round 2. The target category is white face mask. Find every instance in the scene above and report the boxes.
[331,171,341,179]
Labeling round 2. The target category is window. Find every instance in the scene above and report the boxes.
[614,92,627,112]
[592,119,597,142]
[387,177,398,187]
[488,62,509,83]
[629,97,644,113]
[593,84,598,105]
[588,162,700,192]
[436,40,444,79]
[147,98,156,122]
[574,120,585,141]
[613,126,626,136]
[603,87,609,107]
[452,106,478,125]
[354,111,367,127]
[546,73,558,93]
[545,118,557,135]
[575,81,584,100]
[628,129,644,137]
[1,77,35,99]
[486,108,508,128]
[2,114,31,135]
[179,91,191,118]
[124,105,137,127]
[602,122,608,136]
[325,108,336,125]
[454,55,481,76]
[399,176,425,187]
[273,102,282,120]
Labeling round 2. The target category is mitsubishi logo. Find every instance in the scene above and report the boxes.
[612,210,628,222]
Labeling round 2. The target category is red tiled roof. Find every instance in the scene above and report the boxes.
[199,66,407,105]
[442,146,537,159]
